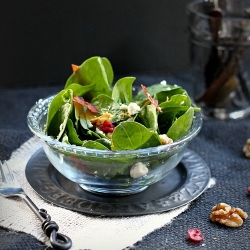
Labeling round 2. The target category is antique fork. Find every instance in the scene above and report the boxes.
[0,160,72,250]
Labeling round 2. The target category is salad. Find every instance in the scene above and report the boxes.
[45,56,200,151]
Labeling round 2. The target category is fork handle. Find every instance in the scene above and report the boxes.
[21,194,72,250]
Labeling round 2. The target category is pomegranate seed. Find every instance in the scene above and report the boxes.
[247,187,250,194]
[187,228,204,242]
[99,121,115,133]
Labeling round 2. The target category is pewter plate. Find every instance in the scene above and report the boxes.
[25,148,211,216]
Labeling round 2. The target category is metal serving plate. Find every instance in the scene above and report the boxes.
[25,148,211,216]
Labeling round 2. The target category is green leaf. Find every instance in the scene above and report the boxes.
[96,138,111,149]
[65,83,96,97]
[139,132,162,149]
[138,104,158,131]
[159,94,191,111]
[157,94,192,134]
[46,89,73,133]
[134,82,184,101]
[61,132,70,144]
[47,102,72,140]
[101,57,114,85]
[112,77,135,103]
[167,107,194,141]
[91,94,120,114]
[66,118,83,146]
[79,115,93,130]
[112,121,161,150]
[64,56,112,101]
[155,88,187,104]
[83,140,110,150]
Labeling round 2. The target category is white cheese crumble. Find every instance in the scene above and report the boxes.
[120,104,128,111]
[96,127,105,135]
[127,102,141,115]
[160,80,167,85]
[130,162,148,178]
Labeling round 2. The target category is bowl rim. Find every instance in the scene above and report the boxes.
[27,94,203,155]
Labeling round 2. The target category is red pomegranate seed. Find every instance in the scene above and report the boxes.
[99,121,115,133]
[187,228,204,242]
[247,187,250,194]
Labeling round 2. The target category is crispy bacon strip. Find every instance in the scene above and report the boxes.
[73,96,99,113]
[71,64,79,73]
[141,84,162,112]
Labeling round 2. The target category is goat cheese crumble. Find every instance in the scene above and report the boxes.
[127,102,141,115]
[160,80,167,85]
[120,104,128,111]
[130,162,148,178]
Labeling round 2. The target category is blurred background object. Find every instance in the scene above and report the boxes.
[0,0,190,88]
[187,0,250,120]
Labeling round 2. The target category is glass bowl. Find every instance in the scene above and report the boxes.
[27,94,203,196]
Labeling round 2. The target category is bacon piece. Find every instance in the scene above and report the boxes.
[73,96,99,113]
[141,84,162,112]
[71,64,79,73]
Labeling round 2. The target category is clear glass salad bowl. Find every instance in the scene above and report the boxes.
[27,94,203,196]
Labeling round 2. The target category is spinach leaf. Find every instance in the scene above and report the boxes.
[138,132,162,149]
[155,88,187,104]
[46,89,73,139]
[61,132,70,144]
[167,107,194,140]
[138,104,158,131]
[46,89,73,131]
[65,83,96,97]
[47,103,72,140]
[96,138,111,149]
[101,57,114,85]
[79,115,94,130]
[86,129,105,139]
[158,94,192,133]
[82,140,110,150]
[112,77,135,103]
[77,128,102,141]
[64,56,112,101]
[134,83,184,101]
[159,94,191,115]
[66,118,83,146]
[91,94,120,114]
[112,121,161,150]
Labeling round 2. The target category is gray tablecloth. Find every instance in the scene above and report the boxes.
[1,73,250,250]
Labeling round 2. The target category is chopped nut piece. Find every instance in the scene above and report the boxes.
[90,112,113,126]
[243,138,250,158]
[159,134,173,145]
[210,203,248,227]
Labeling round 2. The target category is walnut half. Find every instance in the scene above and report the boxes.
[210,203,248,227]
[243,138,250,158]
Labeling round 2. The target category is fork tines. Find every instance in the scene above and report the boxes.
[0,160,15,183]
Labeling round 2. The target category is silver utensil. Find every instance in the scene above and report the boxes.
[0,160,72,250]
